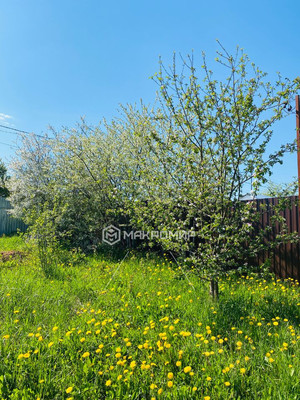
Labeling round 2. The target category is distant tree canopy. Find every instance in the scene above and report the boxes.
[0,159,9,197]
[8,44,300,297]
[262,179,298,197]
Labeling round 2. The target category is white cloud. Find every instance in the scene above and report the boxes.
[0,113,13,126]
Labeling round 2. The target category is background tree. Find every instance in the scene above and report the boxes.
[262,179,298,197]
[0,159,10,197]
[8,112,155,251]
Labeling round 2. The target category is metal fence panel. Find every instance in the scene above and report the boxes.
[255,196,300,280]
[0,197,27,235]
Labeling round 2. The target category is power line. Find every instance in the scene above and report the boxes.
[0,129,23,136]
[0,124,31,135]
[0,124,45,138]
[0,141,17,149]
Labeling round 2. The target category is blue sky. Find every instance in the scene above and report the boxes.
[0,0,299,190]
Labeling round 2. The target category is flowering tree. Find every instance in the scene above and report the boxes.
[128,44,300,297]
[8,44,300,295]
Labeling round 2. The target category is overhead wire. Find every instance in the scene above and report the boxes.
[0,124,46,138]
[0,141,18,149]
[0,124,47,153]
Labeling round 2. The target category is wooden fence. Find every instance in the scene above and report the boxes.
[254,196,300,280]
[0,197,27,235]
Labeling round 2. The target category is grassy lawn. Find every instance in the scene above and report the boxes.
[0,236,300,399]
[0,235,28,252]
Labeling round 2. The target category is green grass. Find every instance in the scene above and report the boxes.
[0,234,28,252]
[0,236,300,399]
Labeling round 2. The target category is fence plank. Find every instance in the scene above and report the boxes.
[0,197,27,235]
[254,195,300,280]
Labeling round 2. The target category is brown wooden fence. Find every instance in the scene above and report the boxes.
[254,196,300,280]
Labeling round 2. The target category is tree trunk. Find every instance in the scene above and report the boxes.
[209,279,219,299]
